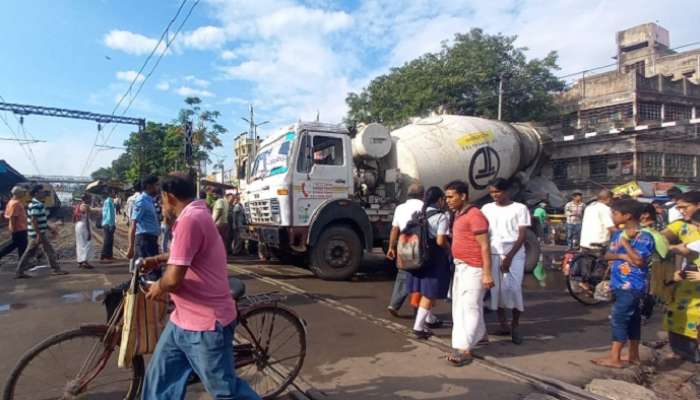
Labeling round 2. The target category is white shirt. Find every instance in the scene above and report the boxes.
[425,206,449,238]
[481,201,531,254]
[392,199,423,231]
[668,205,683,223]
[126,192,140,217]
[580,201,614,248]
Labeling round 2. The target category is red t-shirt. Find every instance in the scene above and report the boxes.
[451,206,489,267]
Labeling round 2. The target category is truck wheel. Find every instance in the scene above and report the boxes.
[524,229,541,273]
[310,225,362,280]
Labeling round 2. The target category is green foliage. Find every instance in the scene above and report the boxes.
[346,29,565,128]
[90,97,227,182]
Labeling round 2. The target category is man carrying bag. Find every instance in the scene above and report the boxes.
[138,173,260,400]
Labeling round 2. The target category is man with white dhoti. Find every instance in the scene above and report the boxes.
[481,178,531,345]
[74,199,94,269]
[445,180,494,366]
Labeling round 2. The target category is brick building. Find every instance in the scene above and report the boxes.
[543,23,700,194]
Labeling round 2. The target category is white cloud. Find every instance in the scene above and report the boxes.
[156,81,170,91]
[220,50,237,60]
[184,75,210,87]
[256,6,352,38]
[115,70,145,83]
[221,96,249,105]
[104,30,167,55]
[175,86,215,98]
[181,25,227,49]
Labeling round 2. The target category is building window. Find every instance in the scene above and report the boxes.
[624,61,646,76]
[589,156,607,179]
[638,102,662,122]
[552,160,568,180]
[640,153,663,177]
[665,104,692,121]
[665,154,694,177]
[579,103,633,130]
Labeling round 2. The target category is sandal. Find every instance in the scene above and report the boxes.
[447,351,473,367]
[413,329,434,340]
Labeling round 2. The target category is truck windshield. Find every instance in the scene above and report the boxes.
[250,132,295,180]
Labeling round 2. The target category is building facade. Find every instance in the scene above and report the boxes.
[234,132,260,185]
[544,23,700,194]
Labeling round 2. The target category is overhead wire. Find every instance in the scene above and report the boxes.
[81,0,192,175]
[0,94,41,174]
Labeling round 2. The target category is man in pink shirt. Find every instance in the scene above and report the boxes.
[141,173,260,400]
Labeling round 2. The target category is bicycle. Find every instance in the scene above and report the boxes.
[3,267,307,400]
[561,243,610,305]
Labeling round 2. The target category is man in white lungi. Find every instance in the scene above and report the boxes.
[445,180,494,366]
[481,178,531,345]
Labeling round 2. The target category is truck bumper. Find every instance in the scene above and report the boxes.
[244,226,309,253]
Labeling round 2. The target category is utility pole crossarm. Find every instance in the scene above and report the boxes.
[0,101,145,127]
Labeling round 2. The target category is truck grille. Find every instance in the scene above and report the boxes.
[247,199,280,224]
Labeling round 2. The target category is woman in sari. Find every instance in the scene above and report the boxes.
[74,196,94,269]
[662,191,700,362]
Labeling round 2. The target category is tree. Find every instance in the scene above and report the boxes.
[90,97,227,182]
[345,29,564,128]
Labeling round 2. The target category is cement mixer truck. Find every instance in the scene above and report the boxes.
[241,115,548,280]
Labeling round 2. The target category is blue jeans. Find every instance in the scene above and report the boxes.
[388,269,410,310]
[611,289,643,343]
[566,223,581,248]
[142,321,261,400]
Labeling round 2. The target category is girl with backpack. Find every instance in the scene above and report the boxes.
[406,186,452,339]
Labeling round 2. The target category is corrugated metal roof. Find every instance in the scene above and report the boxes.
[0,160,26,194]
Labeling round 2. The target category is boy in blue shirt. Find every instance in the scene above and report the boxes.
[592,199,655,369]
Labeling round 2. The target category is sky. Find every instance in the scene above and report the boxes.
[0,0,697,177]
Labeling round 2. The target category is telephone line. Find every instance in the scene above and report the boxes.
[83,0,200,176]
[82,0,190,175]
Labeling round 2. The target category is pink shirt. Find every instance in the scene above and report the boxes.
[168,200,236,331]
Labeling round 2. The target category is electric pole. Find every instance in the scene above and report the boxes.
[497,75,504,121]
[241,105,269,181]
[184,120,194,176]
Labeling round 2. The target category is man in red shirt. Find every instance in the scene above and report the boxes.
[445,180,494,366]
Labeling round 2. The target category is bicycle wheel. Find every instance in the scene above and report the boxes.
[3,325,144,400]
[235,305,306,399]
[566,254,600,305]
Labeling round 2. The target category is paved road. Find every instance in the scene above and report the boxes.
[0,248,664,399]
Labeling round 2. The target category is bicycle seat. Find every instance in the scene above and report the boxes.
[229,277,246,300]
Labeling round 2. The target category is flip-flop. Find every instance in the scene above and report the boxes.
[447,351,473,367]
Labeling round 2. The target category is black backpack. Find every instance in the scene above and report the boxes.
[396,209,441,271]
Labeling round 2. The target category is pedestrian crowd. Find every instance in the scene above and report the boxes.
[385,180,700,367]
[386,178,530,366]
[0,173,257,399]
